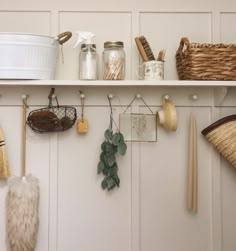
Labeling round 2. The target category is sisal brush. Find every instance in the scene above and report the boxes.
[0,128,11,179]
[139,36,155,61]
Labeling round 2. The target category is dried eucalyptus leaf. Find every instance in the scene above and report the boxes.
[101,141,107,151]
[118,132,124,142]
[100,152,105,161]
[97,161,105,174]
[103,155,109,167]
[104,129,112,141]
[108,163,118,176]
[112,133,121,145]
[107,154,115,167]
[107,177,116,190]
[102,167,109,175]
[113,174,120,187]
[98,129,127,191]
[118,142,127,156]
[105,142,113,155]
[112,144,118,154]
[101,179,107,189]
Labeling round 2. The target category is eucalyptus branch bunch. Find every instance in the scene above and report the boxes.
[97,129,127,191]
[97,96,127,191]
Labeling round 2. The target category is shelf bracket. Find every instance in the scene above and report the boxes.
[214,87,228,106]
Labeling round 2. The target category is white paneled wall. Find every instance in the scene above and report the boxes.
[139,12,212,79]
[58,12,132,80]
[0,11,51,35]
[140,107,213,251]
[0,1,236,251]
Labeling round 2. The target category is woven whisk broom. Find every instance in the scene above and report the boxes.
[0,128,11,179]
[201,115,236,168]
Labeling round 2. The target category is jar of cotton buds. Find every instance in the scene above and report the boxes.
[102,41,125,80]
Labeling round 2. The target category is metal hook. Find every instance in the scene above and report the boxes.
[22,94,29,107]
[108,93,113,100]
[48,88,55,99]
[163,94,170,100]
[136,93,142,99]
[22,94,28,100]
[189,94,198,101]
[79,90,85,99]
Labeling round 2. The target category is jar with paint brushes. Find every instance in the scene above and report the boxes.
[102,41,125,80]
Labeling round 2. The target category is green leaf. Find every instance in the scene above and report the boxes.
[105,142,113,155]
[113,174,120,187]
[112,144,118,154]
[112,133,121,145]
[119,133,124,142]
[107,154,116,167]
[108,163,118,176]
[97,161,105,174]
[106,177,116,190]
[104,129,112,141]
[100,152,105,161]
[102,166,109,175]
[118,142,127,156]
[102,155,109,167]
[101,179,107,189]
[101,141,107,151]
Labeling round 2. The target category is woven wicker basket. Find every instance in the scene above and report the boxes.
[176,37,236,80]
[201,115,236,168]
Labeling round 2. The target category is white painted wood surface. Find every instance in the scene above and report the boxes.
[0,0,236,250]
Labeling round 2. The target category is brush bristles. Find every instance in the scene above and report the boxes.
[139,36,155,61]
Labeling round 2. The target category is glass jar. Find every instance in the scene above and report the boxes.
[102,41,125,80]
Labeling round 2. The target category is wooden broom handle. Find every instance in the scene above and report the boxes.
[22,96,27,177]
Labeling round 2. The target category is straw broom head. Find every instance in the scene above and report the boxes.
[0,128,11,179]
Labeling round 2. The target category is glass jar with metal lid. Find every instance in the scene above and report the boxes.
[102,41,125,80]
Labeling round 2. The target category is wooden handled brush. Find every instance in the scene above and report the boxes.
[135,36,155,61]
[135,37,149,61]
[139,36,155,61]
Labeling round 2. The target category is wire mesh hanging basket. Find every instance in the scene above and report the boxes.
[27,88,77,133]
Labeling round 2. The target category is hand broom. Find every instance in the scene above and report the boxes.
[0,127,11,179]
[7,95,40,251]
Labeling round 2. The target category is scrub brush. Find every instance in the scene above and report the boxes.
[138,36,155,61]
[135,37,149,61]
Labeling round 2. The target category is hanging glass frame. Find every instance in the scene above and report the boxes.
[119,113,157,142]
[119,95,157,142]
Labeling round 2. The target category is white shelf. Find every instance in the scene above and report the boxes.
[0,80,236,87]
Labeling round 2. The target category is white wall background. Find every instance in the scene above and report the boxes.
[0,0,236,251]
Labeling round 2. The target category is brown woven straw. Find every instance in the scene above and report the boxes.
[176,37,236,80]
[201,115,236,168]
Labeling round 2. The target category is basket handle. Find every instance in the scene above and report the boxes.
[201,114,236,136]
[57,31,72,45]
[176,37,190,56]
[48,88,59,108]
